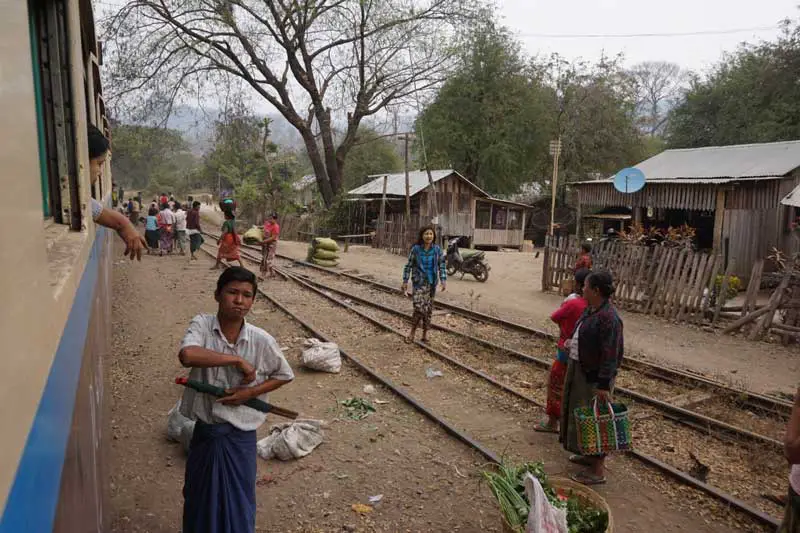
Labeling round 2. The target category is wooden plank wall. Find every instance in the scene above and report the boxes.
[418,174,475,237]
[722,209,777,280]
[577,182,718,209]
[542,239,733,325]
[473,228,524,247]
[375,212,419,255]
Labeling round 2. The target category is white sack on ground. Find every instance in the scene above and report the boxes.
[301,338,342,373]
[257,419,325,461]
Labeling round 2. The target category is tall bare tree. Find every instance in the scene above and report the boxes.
[102,0,478,207]
[629,61,689,137]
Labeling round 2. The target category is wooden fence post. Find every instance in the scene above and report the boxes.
[541,235,551,292]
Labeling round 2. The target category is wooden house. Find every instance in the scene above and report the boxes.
[347,169,530,249]
[573,141,800,279]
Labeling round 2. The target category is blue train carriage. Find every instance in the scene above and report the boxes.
[1,1,114,531]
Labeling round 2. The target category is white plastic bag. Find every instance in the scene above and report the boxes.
[167,399,195,453]
[167,399,190,441]
[524,473,568,533]
[301,338,342,373]
[257,419,325,461]
[179,420,196,453]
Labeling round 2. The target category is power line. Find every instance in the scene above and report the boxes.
[517,25,779,39]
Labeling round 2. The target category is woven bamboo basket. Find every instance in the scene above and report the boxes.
[500,477,613,533]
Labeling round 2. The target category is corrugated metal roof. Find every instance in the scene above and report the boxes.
[575,176,784,185]
[347,169,489,197]
[781,183,800,207]
[574,140,800,185]
[637,140,800,180]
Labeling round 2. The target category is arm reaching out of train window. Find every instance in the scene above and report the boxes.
[86,125,146,260]
[92,199,146,261]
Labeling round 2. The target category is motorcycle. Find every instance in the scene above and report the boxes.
[446,237,490,282]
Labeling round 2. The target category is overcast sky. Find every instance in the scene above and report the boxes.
[500,0,798,72]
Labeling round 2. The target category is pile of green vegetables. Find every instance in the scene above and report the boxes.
[338,397,376,420]
[482,461,608,533]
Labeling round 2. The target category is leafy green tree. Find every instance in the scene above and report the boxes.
[667,18,800,148]
[416,25,644,195]
[110,123,193,190]
[549,54,645,185]
[201,109,299,223]
[416,22,552,194]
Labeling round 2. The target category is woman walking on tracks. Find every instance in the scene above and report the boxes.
[402,226,446,344]
[559,270,623,486]
[260,211,280,279]
[213,204,243,269]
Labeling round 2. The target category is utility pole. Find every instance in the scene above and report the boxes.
[403,133,411,220]
[548,138,562,236]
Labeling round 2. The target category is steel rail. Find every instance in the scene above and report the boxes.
[232,242,783,451]
[199,242,780,530]
[265,242,792,416]
[281,268,783,450]
[208,231,792,416]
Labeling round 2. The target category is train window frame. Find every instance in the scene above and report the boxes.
[28,0,82,230]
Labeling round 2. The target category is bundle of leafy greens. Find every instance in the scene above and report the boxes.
[482,461,608,533]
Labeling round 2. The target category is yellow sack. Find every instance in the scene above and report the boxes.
[311,257,339,268]
[312,237,339,252]
[243,226,264,244]
[313,249,339,261]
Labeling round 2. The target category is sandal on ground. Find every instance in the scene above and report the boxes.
[534,422,559,433]
[568,454,594,467]
[570,470,606,485]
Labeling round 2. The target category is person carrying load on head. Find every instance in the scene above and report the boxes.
[213,201,243,269]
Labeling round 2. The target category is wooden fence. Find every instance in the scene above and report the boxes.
[374,213,419,256]
[543,238,739,324]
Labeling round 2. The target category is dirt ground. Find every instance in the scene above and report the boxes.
[108,251,508,532]
[107,234,769,532]
[273,238,800,397]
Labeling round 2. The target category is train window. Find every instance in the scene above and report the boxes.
[28,0,82,230]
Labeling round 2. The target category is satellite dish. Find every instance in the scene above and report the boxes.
[613,167,646,194]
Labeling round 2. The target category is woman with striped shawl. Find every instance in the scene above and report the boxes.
[401,226,447,344]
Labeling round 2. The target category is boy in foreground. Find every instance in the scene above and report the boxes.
[178,267,294,533]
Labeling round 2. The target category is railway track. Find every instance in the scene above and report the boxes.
[201,235,786,530]
[265,244,791,420]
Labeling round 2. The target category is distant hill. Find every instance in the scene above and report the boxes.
[165,105,304,154]
[162,105,420,158]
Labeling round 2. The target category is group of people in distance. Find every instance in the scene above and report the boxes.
[142,196,203,260]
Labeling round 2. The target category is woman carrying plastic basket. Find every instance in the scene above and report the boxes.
[559,270,625,486]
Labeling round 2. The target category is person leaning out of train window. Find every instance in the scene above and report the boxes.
[87,125,147,260]
[780,386,800,531]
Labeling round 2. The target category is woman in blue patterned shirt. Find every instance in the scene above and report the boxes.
[402,226,447,343]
